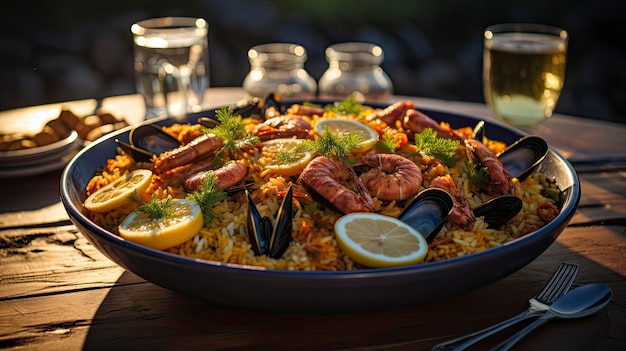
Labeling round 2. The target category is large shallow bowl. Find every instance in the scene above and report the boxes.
[60,101,580,313]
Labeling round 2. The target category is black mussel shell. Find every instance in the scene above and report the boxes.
[245,185,294,258]
[225,180,255,196]
[246,190,270,255]
[498,135,549,181]
[231,97,264,117]
[473,195,523,228]
[130,124,181,156]
[262,92,286,119]
[115,139,154,162]
[269,185,293,258]
[197,117,220,128]
[472,120,486,141]
[398,188,454,243]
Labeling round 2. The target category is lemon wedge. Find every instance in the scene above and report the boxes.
[262,138,313,177]
[314,118,378,152]
[118,199,203,250]
[334,212,428,268]
[84,169,153,213]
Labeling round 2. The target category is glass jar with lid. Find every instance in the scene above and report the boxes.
[318,42,393,102]
[243,43,317,99]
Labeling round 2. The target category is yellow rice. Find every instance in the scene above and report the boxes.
[85,104,561,271]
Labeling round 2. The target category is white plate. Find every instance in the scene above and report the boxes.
[0,131,82,167]
[0,148,79,178]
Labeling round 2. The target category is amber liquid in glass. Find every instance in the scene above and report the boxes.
[484,32,567,128]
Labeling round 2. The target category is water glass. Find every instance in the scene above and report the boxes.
[242,43,317,99]
[483,23,568,129]
[132,17,210,119]
[318,42,393,102]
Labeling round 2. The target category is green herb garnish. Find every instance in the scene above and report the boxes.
[185,173,227,223]
[138,194,175,220]
[466,160,490,189]
[302,127,362,161]
[377,129,399,153]
[414,128,459,167]
[542,187,560,202]
[325,95,363,116]
[206,106,260,152]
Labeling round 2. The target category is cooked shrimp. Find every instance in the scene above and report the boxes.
[299,156,375,214]
[464,139,515,196]
[184,160,248,192]
[365,100,414,125]
[430,175,475,231]
[403,109,466,141]
[253,115,312,141]
[152,133,223,174]
[366,100,465,140]
[287,104,326,117]
[358,154,423,201]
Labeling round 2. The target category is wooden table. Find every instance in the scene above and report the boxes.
[1,88,625,350]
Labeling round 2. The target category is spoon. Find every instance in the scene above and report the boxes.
[491,283,613,351]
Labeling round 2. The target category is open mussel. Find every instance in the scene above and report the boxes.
[246,185,293,258]
[473,195,523,228]
[497,135,549,181]
[116,124,182,162]
[469,121,549,182]
[398,188,454,243]
[115,139,154,162]
[131,124,181,154]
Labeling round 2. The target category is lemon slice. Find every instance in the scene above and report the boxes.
[118,199,203,250]
[314,118,378,152]
[84,169,153,213]
[334,212,428,268]
[262,138,313,176]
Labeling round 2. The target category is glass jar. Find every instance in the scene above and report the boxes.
[242,43,317,99]
[318,42,393,102]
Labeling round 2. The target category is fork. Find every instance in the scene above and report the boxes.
[431,262,579,351]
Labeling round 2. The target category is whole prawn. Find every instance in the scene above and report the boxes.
[252,115,311,141]
[367,100,465,140]
[184,159,248,192]
[358,154,423,201]
[430,175,475,231]
[464,138,515,196]
[299,156,375,214]
[152,133,223,174]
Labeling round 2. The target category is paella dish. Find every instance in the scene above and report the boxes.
[83,96,561,271]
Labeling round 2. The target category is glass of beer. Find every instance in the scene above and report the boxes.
[483,23,568,130]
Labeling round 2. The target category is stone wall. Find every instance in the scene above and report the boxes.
[1,0,625,124]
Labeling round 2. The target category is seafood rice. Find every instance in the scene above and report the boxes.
[84,99,561,271]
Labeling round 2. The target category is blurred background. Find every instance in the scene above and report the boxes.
[1,0,625,124]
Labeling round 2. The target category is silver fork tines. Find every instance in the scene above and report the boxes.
[431,262,579,351]
[532,262,579,307]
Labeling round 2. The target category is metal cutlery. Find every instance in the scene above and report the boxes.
[431,262,579,351]
[491,283,613,351]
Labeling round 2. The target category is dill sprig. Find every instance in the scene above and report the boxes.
[414,128,459,167]
[324,95,363,116]
[376,129,399,154]
[185,173,227,223]
[138,194,175,220]
[466,160,489,189]
[302,127,362,161]
[206,106,260,152]
[271,142,311,165]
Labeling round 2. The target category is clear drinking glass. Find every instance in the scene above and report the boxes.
[318,42,393,102]
[132,17,210,119]
[242,43,317,99]
[483,23,568,130]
